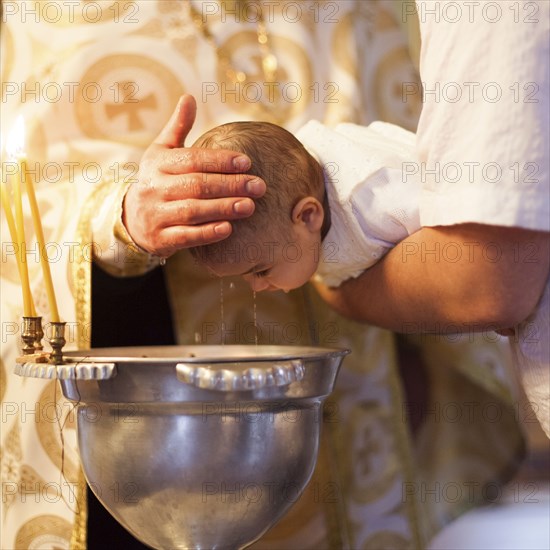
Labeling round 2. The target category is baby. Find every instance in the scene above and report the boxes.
[191,120,420,292]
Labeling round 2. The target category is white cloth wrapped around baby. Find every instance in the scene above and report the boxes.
[296,120,421,287]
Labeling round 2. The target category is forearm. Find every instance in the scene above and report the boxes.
[316,224,550,333]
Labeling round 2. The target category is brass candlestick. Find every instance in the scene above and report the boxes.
[21,316,44,355]
[48,321,66,364]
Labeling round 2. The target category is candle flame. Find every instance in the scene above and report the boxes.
[5,116,25,159]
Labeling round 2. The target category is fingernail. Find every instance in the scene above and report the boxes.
[234,200,253,215]
[233,155,251,170]
[245,177,265,196]
[214,223,231,236]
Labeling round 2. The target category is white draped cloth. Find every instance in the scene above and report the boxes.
[297,120,420,287]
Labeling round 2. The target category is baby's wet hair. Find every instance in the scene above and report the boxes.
[190,121,325,265]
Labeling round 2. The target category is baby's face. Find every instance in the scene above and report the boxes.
[206,228,321,293]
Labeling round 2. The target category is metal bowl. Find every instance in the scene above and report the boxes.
[17,345,348,549]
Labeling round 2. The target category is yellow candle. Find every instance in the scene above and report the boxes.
[8,164,36,316]
[21,157,60,322]
[0,178,19,259]
[0,178,34,315]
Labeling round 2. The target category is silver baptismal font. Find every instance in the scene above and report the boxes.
[16,344,348,549]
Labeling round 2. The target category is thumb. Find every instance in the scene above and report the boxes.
[154,94,197,148]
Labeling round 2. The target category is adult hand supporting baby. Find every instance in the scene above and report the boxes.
[123,94,266,258]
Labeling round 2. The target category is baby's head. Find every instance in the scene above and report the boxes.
[191,121,327,292]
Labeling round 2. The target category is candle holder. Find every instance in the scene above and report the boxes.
[21,316,44,355]
[48,321,66,364]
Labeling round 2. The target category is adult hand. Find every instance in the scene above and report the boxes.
[123,94,266,258]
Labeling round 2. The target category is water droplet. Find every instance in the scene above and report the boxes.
[253,290,258,346]
[220,278,225,345]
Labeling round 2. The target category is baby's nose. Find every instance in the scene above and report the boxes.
[253,278,271,292]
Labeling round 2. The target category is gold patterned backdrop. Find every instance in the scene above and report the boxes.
[1,2,522,549]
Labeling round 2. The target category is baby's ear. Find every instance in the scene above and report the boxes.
[291,197,324,232]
